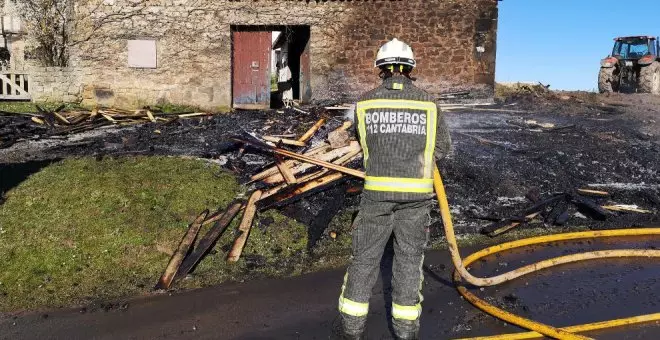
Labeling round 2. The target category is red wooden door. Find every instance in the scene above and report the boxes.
[232,31,271,108]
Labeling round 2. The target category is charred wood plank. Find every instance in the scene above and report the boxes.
[227,191,262,262]
[175,201,243,279]
[257,173,346,210]
[263,135,307,147]
[297,118,326,143]
[154,209,208,290]
[572,195,609,220]
[233,134,365,179]
[481,211,542,237]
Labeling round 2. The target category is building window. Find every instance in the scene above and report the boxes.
[127,39,157,68]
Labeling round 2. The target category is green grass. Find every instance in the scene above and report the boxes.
[0,156,307,312]
[152,103,201,114]
[0,102,84,114]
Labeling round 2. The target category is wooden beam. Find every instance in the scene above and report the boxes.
[259,148,362,200]
[175,202,243,279]
[577,188,610,197]
[233,137,365,179]
[297,118,326,142]
[154,210,208,290]
[333,120,353,132]
[262,136,307,147]
[258,173,345,210]
[262,142,361,184]
[227,191,262,262]
[276,157,297,184]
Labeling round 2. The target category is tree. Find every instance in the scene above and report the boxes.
[14,0,149,67]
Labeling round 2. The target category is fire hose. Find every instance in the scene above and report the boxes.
[432,167,660,340]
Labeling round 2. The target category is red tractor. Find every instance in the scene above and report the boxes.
[599,36,660,94]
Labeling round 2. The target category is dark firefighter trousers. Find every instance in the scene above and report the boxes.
[339,195,431,336]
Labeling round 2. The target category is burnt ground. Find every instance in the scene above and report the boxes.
[2,92,659,239]
[1,92,660,338]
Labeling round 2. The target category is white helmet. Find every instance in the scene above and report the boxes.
[375,38,416,68]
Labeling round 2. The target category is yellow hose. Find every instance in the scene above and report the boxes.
[433,167,660,340]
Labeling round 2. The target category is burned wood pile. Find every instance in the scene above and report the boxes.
[0,105,212,149]
[155,117,364,290]
[480,188,652,237]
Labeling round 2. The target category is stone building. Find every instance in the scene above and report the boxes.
[6,0,499,110]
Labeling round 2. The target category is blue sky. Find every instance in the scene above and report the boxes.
[496,0,660,91]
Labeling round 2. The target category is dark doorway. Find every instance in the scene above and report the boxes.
[231,25,310,110]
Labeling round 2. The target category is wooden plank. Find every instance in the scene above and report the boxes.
[53,112,71,125]
[602,205,651,214]
[577,188,610,197]
[333,121,353,132]
[276,157,297,184]
[481,211,542,237]
[175,202,244,279]
[262,142,361,184]
[260,150,361,201]
[227,191,263,263]
[178,112,209,118]
[31,117,45,125]
[249,144,330,183]
[154,210,209,290]
[262,136,307,147]
[146,110,156,122]
[258,173,345,210]
[233,136,366,179]
[102,114,118,123]
[297,118,325,142]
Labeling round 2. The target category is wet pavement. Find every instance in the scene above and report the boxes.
[1,237,658,339]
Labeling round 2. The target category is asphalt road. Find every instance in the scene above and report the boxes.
[2,238,659,340]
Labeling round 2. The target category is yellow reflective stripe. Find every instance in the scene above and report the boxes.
[392,303,422,321]
[391,256,424,321]
[392,83,404,90]
[338,296,369,317]
[356,99,436,111]
[364,176,434,193]
[424,105,437,178]
[365,176,433,183]
[338,273,369,316]
[355,102,370,166]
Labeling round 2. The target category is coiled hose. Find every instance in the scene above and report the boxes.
[433,167,660,340]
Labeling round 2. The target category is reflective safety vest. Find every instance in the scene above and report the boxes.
[356,98,438,197]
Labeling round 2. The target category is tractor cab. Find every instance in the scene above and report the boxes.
[611,36,658,61]
[599,36,660,94]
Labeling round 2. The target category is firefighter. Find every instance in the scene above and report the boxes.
[336,38,452,339]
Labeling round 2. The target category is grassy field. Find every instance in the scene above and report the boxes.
[0,156,307,312]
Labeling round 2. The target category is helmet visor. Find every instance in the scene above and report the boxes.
[375,57,416,68]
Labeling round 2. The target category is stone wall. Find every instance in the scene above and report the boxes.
[20,0,499,109]
[28,67,84,103]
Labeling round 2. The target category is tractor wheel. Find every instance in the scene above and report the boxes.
[638,61,660,94]
[598,67,619,93]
